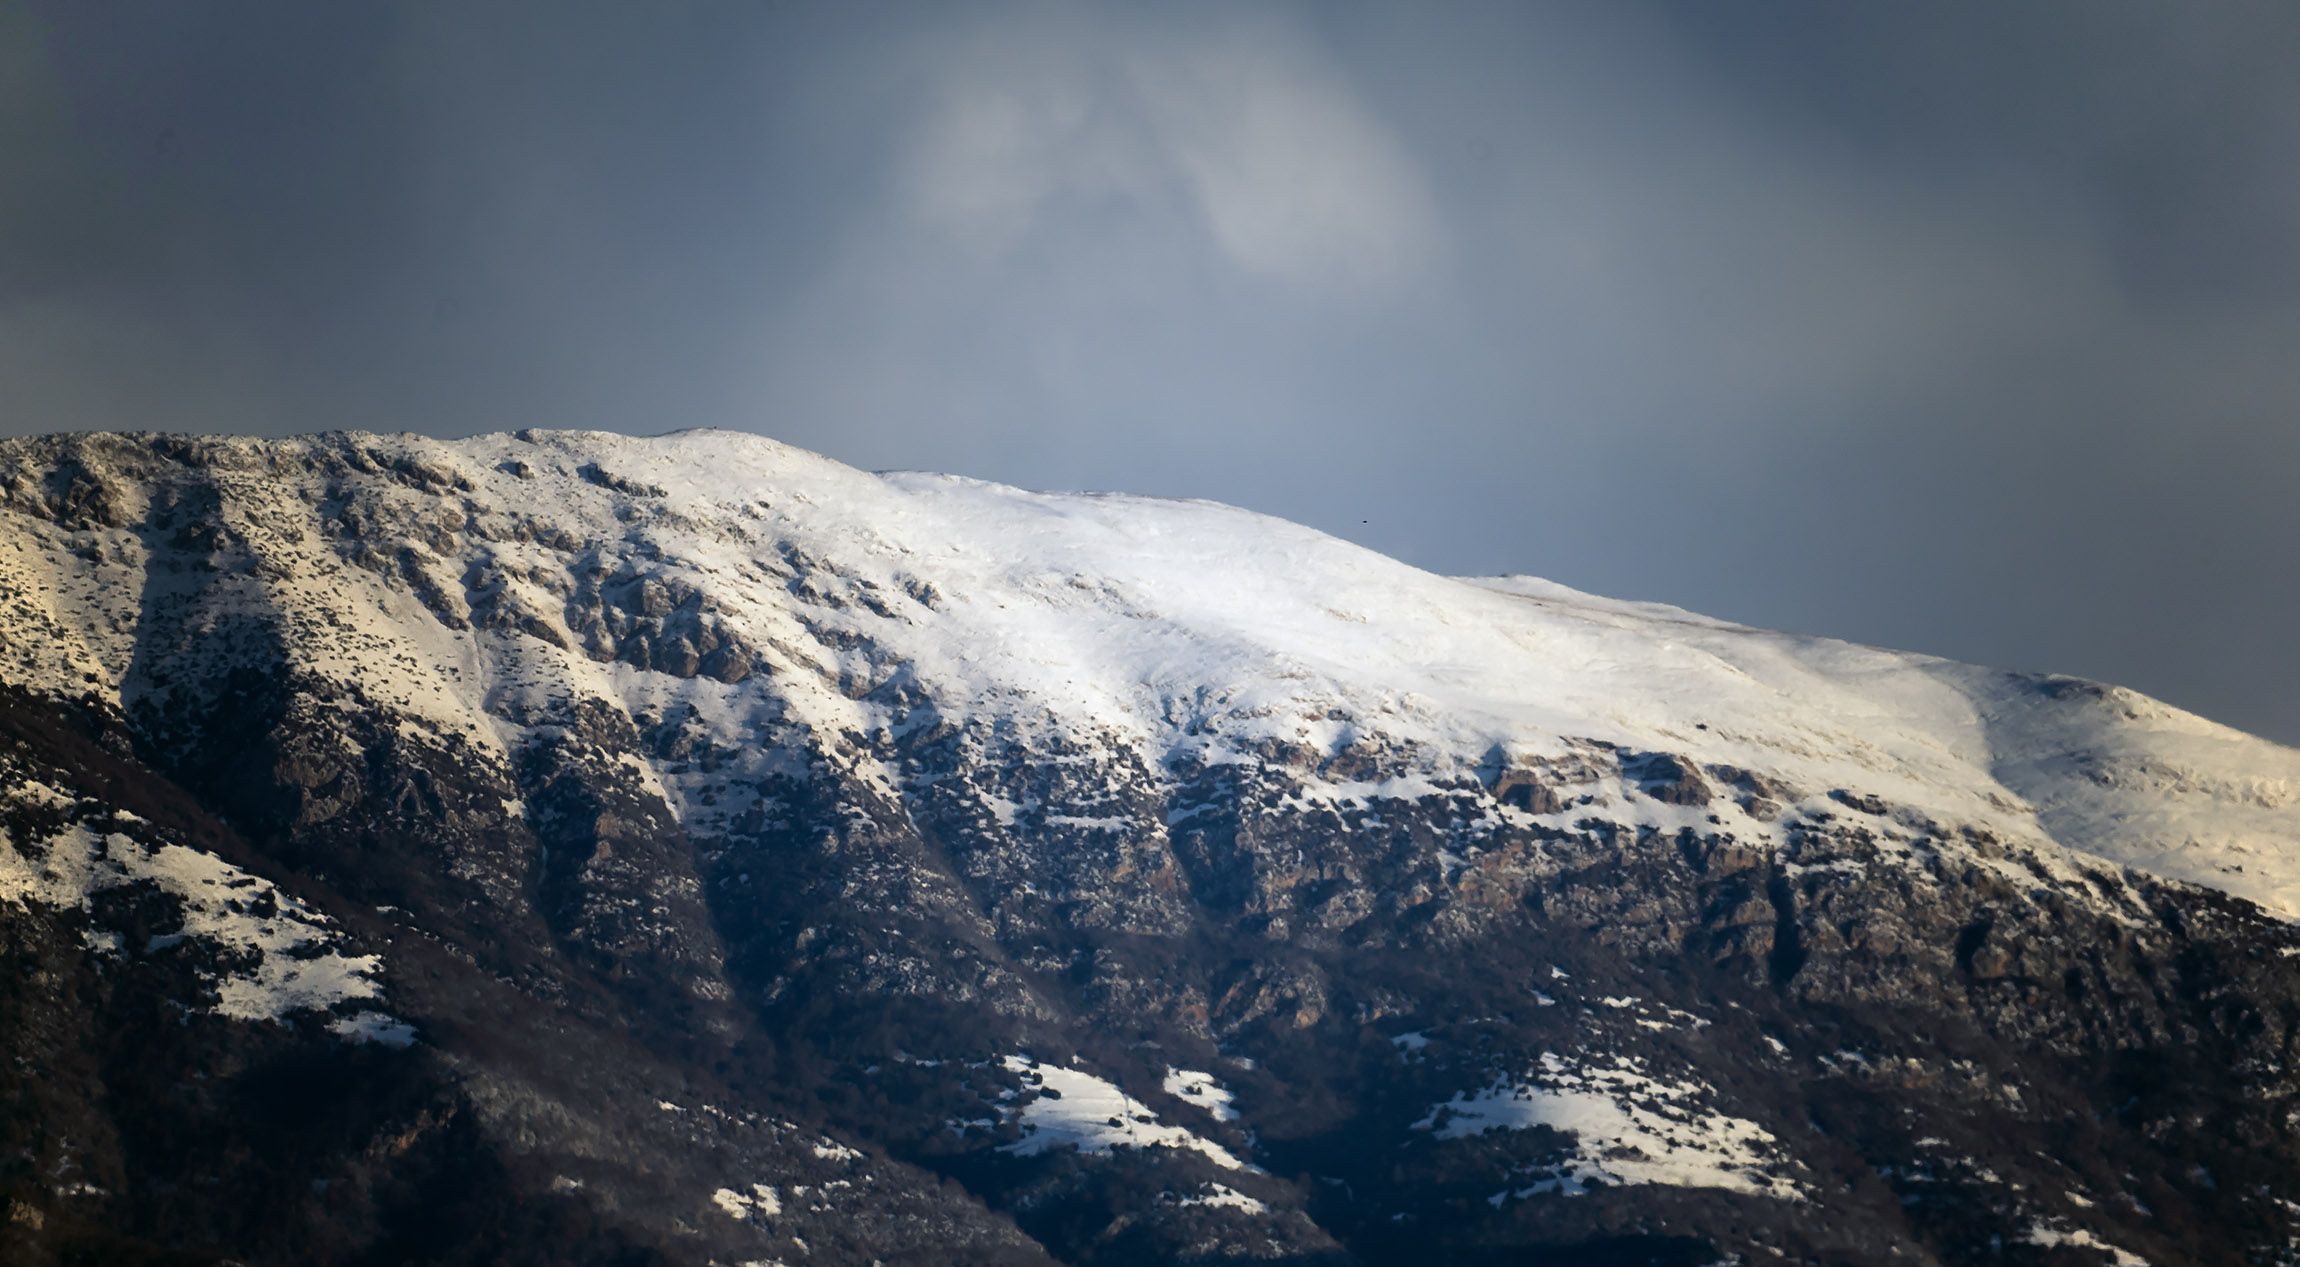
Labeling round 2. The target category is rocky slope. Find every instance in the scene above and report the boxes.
[3,428,2300,1266]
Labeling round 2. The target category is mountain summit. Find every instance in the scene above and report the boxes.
[3,429,2298,1266]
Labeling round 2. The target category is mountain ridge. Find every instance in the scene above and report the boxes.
[5,427,2300,1266]
[5,427,2294,918]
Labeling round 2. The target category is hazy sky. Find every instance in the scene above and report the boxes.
[5,1,2298,743]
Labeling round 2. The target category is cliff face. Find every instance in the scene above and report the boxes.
[4,428,2300,1266]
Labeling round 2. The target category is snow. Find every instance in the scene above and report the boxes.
[710,1184,782,1220]
[999,1055,1247,1169]
[1,815,405,1037]
[4,428,2298,919]
[1417,1052,1802,1201]
[1163,1066,1243,1122]
[1168,1183,1267,1214]
[2020,1220,2149,1267]
[132,839,386,1022]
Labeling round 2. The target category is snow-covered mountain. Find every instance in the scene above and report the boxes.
[3,428,2299,1267]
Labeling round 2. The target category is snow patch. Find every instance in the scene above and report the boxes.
[1168,1183,1267,1214]
[1164,1066,1242,1122]
[710,1183,782,1220]
[1418,1052,1802,1201]
[999,1055,1247,1170]
[2020,1220,2149,1267]
[1,818,398,1033]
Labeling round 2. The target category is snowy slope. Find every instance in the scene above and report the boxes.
[1,427,2295,919]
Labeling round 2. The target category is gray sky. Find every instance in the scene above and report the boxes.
[5,1,2298,743]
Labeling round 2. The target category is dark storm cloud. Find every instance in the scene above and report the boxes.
[3,1,2297,742]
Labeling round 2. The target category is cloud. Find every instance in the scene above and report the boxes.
[897,7,1439,292]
